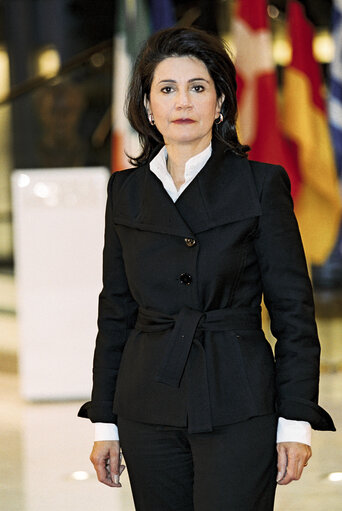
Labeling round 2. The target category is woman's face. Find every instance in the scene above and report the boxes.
[145,56,224,149]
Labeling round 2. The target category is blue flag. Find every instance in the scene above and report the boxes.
[149,0,175,32]
[313,0,342,289]
[329,0,342,175]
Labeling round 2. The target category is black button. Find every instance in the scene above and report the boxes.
[184,237,196,247]
[179,272,192,285]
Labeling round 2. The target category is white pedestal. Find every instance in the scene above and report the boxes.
[11,167,109,400]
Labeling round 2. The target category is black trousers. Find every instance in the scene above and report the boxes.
[117,414,278,511]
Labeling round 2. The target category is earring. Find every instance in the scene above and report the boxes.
[215,113,224,125]
[148,113,155,125]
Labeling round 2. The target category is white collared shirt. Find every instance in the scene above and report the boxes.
[95,142,311,446]
[149,143,212,202]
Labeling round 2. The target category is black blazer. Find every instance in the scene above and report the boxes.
[78,140,335,433]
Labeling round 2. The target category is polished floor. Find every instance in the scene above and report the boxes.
[1,272,342,511]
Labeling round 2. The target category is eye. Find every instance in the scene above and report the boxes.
[161,86,174,94]
[192,84,205,92]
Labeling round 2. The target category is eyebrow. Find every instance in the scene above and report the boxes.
[157,78,210,85]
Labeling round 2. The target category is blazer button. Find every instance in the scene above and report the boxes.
[184,237,196,247]
[179,272,192,285]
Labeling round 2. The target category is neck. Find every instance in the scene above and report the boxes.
[165,138,211,190]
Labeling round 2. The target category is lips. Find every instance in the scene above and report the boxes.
[172,119,195,124]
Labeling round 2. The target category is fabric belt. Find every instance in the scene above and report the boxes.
[135,305,262,433]
[136,305,261,387]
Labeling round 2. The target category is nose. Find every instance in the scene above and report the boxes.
[175,89,192,110]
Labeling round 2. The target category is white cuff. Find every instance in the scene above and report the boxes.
[277,417,311,446]
[94,423,119,441]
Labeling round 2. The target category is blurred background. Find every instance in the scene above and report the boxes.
[0,1,341,510]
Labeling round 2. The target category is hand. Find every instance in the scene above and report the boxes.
[276,442,312,485]
[90,440,126,487]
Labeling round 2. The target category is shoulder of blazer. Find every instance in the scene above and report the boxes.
[247,160,293,205]
[107,166,146,210]
[110,165,145,192]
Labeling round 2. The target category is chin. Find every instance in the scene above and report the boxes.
[166,132,208,145]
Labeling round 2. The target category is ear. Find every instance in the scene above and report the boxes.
[216,94,225,114]
[144,94,151,115]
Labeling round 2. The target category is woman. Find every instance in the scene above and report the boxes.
[78,27,335,510]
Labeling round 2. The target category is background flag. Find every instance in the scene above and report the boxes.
[112,0,175,172]
[282,0,341,264]
[313,0,342,288]
[329,0,342,175]
[150,0,175,32]
[112,0,150,171]
[233,0,301,197]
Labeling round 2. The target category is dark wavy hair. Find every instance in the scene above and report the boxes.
[126,26,249,166]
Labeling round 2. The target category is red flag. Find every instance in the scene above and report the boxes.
[233,0,301,197]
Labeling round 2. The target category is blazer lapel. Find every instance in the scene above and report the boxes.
[138,169,196,237]
[113,139,261,236]
[113,160,195,237]
[175,141,262,233]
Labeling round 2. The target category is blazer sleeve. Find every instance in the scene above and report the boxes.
[253,163,335,431]
[78,172,138,423]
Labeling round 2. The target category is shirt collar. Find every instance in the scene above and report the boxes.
[149,142,212,187]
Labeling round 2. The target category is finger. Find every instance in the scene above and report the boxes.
[296,449,311,480]
[110,450,121,485]
[91,453,120,488]
[287,445,312,484]
[95,457,119,487]
[296,461,305,481]
[96,462,109,484]
[90,451,107,482]
[276,445,287,483]
[279,453,299,485]
[305,446,312,464]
